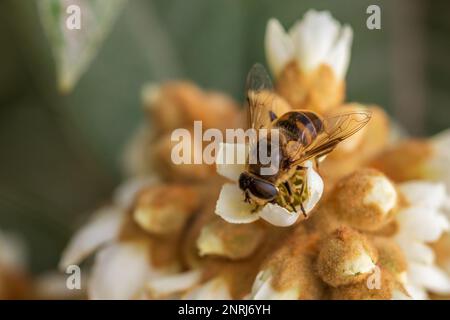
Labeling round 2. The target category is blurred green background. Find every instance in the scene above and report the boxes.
[0,0,449,273]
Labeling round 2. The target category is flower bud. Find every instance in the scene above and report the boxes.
[317,227,378,287]
[276,62,344,114]
[153,131,215,182]
[371,140,433,183]
[251,228,324,299]
[180,189,221,269]
[197,219,265,260]
[142,82,239,134]
[331,169,398,232]
[266,11,352,114]
[146,270,202,299]
[330,267,408,300]
[183,276,232,299]
[132,185,200,235]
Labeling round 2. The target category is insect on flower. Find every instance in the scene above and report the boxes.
[238,64,372,217]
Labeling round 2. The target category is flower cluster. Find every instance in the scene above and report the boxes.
[59,10,450,300]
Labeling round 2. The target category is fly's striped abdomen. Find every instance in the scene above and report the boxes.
[273,111,324,147]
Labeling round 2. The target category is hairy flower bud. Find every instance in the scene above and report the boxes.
[331,169,398,232]
[317,227,378,287]
[197,219,265,260]
[132,185,200,235]
[330,267,408,300]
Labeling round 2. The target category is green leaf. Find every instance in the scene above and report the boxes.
[38,0,127,93]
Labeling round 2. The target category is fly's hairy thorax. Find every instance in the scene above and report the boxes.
[274,111,324,148]
[247,111,323,186]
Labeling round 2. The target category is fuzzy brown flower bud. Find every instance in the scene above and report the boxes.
[276,61,344,115]
[132,184,200,235]
[371,140,433,183]
[317,227,378,287]
[251,228,324,299]
[152,131,215,182]
[331,168,398,232]
[330,267,408,300]
[197,219,265,260]
[143,82,239,134]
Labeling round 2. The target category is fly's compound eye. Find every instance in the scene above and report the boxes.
[239,172,251,191]
[248,178,278,201]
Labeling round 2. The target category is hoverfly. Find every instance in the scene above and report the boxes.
[238,64,371,217]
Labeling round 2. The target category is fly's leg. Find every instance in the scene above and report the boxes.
[283,181,296,212]
[269,111,278,122]
[298,180,307,218]
[244,192,259,213]
[291,165,308,216]
[288,202,296,212]
[244,191,250,203]
[284,181,292,196]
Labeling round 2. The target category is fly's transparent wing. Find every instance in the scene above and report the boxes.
[245,63,275,131]
[293,111,372,164]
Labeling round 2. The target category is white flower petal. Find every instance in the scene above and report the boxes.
[113,176,159,209]
[290,10,339,73]
[259,203,299,227]
[408,263,450,295]
[343,249,376,276]
[323,25,353,80]
[303,164,324,213]
[183,277,231,300]
[89,242,162,300]
[147,270,202,298]
[59,206,124,270]
[398,271,408,285]
[215,143,247,181]
[397,207,449,242]
[364,175,397,215]
[215,183,259,224]
[395,179,450,299]
[265,18,295,77]
[444,197,450,214]
[283,10,352,79]
[197,225,226,257]
[395,236,435,265]
[432,128,450,148]
[251,270,298,300]
[400,181,446,209]
[251,270,270,295]
[391,289,411,300]
[404,283,428,300]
